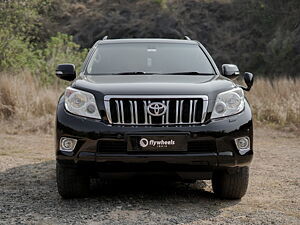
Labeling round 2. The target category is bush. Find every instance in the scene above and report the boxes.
[35,33,88,84]
[0,0,87,85]
[0,29,37,72]
[0,29,87,85]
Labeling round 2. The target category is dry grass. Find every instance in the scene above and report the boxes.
[0,72,299,134]
[247,77,300,129]
[0,72,62,134]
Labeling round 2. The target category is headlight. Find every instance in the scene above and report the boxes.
[64,87,101,119]
[211,88,244,119]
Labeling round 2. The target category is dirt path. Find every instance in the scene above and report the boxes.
[0,128,299,224]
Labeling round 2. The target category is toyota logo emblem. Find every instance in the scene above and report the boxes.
[147,102,167,116]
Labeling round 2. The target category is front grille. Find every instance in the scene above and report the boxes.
[97,140,216,153]
[104,95,208,125]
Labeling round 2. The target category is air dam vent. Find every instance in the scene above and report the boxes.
[104,95,208,125]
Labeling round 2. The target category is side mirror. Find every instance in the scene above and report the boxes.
[243,72,254,91]
[55,64,76,81]
[221,64,240,78]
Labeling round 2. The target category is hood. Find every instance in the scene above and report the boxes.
[72,74,236,100]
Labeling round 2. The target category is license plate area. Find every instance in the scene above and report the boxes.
[127,133,188,152]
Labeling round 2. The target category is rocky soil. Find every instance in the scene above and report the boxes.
[0,127,299,224]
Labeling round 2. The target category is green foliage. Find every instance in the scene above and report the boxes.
[0,28,87,84]
[35,33,88,84]
[0,0,41,39]
[153,0,168,8]
[0,0,87,85]
[0,29,37,71]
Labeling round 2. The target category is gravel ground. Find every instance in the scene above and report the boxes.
[0,127,299,224]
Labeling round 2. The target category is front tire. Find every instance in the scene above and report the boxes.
[212,167,249,199]
[56,162,90,198]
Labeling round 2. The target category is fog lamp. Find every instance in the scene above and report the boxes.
[60,137,77,152]
[234,136,250,155]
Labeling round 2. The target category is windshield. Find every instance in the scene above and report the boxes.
[86,42,215,75]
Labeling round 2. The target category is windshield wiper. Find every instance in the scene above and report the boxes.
[113,71,157,75]
[162,72,215,75]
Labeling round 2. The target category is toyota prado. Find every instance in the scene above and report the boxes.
[55,37,254,199]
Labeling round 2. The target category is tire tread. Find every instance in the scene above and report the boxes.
[212,167,249,199]
[56,162,90,198]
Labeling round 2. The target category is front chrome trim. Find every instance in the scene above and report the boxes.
[104,95,209,100]
[104,95,209,125]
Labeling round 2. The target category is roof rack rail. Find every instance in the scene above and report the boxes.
[184,36,191,40]
[103,36,108,40]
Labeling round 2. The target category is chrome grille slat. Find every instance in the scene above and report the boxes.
[179,100,184,123]
[129,100,134,124]
[143,101,148,124]
[119,100,125,124]
[148,100,152,124]
[166,100,170,124]
[202,100,208,122]
[175,100,179,123]
[189,100,193,123]
[134,101,138,124]
[193,100,198,123]
[162,100,166,124]
[115,100,121,123]
[105,95,208,125]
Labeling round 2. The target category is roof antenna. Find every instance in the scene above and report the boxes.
[103,36,108,40]
[184,36,191,40]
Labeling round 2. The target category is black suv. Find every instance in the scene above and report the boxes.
[55,38,254,199]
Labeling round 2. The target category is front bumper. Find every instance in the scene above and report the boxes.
[56,100,253,174]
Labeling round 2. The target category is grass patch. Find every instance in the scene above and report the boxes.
[0,72,62,134]
[247,77,300,128]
